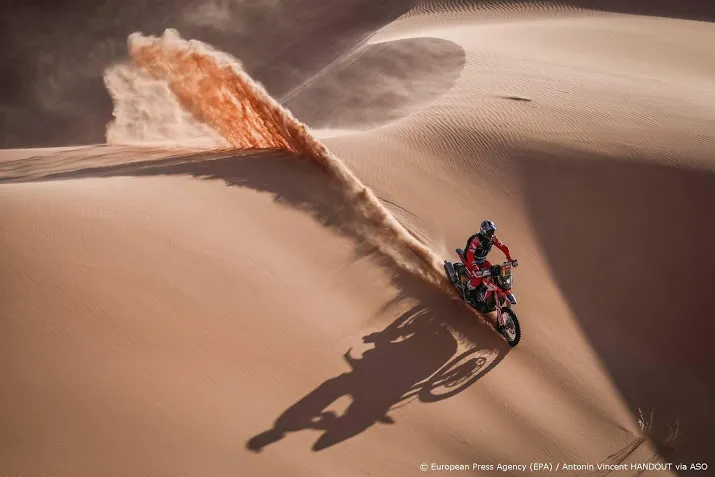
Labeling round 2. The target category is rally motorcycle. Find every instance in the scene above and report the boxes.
[444,249,521,346]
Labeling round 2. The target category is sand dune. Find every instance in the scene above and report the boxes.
[2,1,715,476]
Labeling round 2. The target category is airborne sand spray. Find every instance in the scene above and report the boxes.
[104,61,229,147]
[109,29,452,291]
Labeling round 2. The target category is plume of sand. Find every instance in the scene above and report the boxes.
[121,29,452,291]
[104,61,228,146]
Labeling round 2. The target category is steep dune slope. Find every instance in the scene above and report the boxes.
[2,0,715,476]
[1,147,512,476]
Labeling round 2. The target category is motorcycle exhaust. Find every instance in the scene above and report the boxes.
[443,260,458,283]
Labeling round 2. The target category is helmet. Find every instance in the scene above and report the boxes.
[479,220,496,238]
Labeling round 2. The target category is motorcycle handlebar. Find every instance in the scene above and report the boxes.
[474,260,518,277]
[497,260,519,269]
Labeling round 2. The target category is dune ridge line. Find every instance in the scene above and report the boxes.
[112,29,451,291]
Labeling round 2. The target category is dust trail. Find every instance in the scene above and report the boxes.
[104,62,228,147]
[109,29,452,291]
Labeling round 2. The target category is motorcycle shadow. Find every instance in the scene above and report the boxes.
[247,299,507,453]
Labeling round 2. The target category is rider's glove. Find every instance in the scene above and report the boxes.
[511,259,519,267]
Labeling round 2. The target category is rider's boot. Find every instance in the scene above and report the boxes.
[466,282,484,305]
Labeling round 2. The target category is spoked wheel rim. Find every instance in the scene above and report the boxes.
[502,315,517,341]
[499,308,520,346]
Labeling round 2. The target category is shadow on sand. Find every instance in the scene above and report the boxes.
[247,304,502,452]
[2,147,510,451]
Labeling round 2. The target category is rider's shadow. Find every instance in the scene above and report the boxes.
[246,305,503,452]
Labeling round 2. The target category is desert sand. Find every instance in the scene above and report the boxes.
[2,1,714,476]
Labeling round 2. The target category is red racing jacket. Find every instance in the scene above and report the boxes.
[465,232,513,271]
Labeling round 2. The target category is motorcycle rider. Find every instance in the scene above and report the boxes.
[464,220,517,303]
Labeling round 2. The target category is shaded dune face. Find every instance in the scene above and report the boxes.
[519,150,715,463]
[285,37,466,131]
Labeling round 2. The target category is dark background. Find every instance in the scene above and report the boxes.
[0,0,418,147]
[1,0,714,148]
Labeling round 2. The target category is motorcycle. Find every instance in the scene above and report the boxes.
[444,249,521,347]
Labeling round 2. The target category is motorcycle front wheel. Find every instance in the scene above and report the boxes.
[499,307,521,347]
